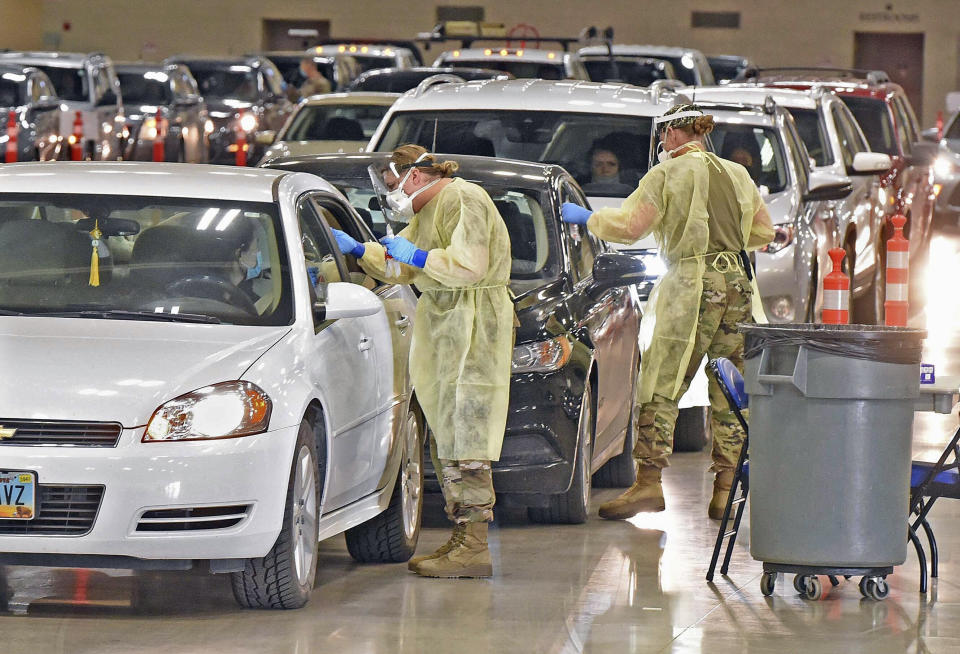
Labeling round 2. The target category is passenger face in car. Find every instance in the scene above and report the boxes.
[728,147,755,170]
[591,149,621,183]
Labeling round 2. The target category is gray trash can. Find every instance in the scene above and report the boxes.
[741,323,926,568]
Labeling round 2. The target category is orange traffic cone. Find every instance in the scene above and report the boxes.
[884,214,909,327]
[5,111,17,163]
[70,111,84,161]
[822,248,849,325]
[152,109,165,162]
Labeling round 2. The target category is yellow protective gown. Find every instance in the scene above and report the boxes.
[359,178,515,461]
[587,145,774,405]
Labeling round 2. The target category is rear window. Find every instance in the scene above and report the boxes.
[841,95,897,155]
[282,103,391,141]
[446,60,564,80]
[581,58,671,86]
[0,79,21,106]
[351,55,399,74]
[789,108,833,167]
[117,72,172,105]
[376,109,653,195]
[35,65,88,102]
[191,68,258,102]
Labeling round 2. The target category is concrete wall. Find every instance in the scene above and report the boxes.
[5,0,956,124]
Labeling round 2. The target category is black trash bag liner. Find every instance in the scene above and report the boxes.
[740,323,926,365]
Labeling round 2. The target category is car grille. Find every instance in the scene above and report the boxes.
[135,505,252,532]
[0,485,104,535]
[0,419,122,447]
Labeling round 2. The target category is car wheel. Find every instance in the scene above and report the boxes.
[593,397,637,488]
[232,418,320,609]
[673,406,710,452]
[529,383,594,524]
[345,406,423,562]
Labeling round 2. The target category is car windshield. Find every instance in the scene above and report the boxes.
[650,55,698,85]
[351,55,397,74]
[840,95,897,155]
[790,108,833,167]
[709,60,745,83]
[35,65,88,102]
[581,58,670,86]
[314,170,560,294]
[0,195,292,326]
[712,124,788,193]
[117,72,172,105]
[0,79,21,106]
[376,110,653,196]
[447,60,564,80]
[282,103,391,141]
[191,68,258,102]
[271,57,336,90]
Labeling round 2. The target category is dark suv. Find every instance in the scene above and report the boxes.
[740,68,937,264]
[165,55,293,165]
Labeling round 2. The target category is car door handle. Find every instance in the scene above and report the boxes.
[359,336,372,352]
[394,315,410,328]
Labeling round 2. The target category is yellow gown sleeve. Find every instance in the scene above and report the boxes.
[586,169,665,245]
[746,186,775,250]
[357,225,420,285]
[420,185,494,286]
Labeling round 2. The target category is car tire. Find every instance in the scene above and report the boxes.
[529,384,594,524]
[593,405,636,488]
[673,406,710,452]
[232,418,321,609]
[345,407,423,562]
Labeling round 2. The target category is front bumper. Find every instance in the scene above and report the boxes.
[0,424,298,562]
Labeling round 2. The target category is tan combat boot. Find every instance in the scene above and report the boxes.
[407,523,465,570]
[411,522,492,578]
[598,465,665,520]
[708,469,736,520]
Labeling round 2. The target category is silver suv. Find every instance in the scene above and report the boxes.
[0,63,62,161]
[577,45,715,86]
[692,86,893,323]
[0,51,125,160]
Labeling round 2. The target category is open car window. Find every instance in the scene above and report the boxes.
[0,194,292,326]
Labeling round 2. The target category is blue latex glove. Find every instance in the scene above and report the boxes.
[381,235,428,268]
[332,228,365,258]
[561,202,593,226]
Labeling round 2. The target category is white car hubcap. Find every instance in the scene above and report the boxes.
[292,445,317,586]
[400,412,421,541]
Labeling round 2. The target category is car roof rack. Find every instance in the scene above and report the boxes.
[416,22,581,52]
[413,74,466,97]
[738,66,890,85]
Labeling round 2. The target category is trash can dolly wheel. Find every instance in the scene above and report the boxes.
[761,563,893,601]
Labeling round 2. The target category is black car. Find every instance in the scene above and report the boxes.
[115,62,209,163]
[346,67,512,93]
[707,55,755,84]
[0,63,62,162]
[165,55,293,165]
[265,153,645,523]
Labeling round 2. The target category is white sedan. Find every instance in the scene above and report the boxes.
[0,162,422,609]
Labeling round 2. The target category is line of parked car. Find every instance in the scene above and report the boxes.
[0,33,949,610]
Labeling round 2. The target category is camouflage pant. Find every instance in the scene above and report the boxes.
[430,432,495,524]
[634,268,752,472]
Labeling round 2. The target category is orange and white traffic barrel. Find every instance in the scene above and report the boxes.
[235,120,247,167]
[5,111,17,163]
[884,214,909,327]
[70,111,84,161]
[822,247,849,325]
[152,108,165,162]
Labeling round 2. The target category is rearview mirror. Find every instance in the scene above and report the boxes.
[588,251,646,297]
[312,281,382,323]
[802,170,852,202]
[849,151,892,175]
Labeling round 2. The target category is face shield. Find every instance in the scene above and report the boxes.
[366,152,439,227]
[649,109,714,167]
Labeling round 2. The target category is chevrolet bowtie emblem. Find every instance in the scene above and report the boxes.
[0,426,16,440]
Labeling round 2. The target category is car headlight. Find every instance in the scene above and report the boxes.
[933,154,958,179]
[143,381,271,442]
[760,225,794,254]
[512,336,573,374]
[142,116,158,140]
[238,112,258,133]
[204,118,214,135]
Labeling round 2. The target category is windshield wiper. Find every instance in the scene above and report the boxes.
[29,309,222,324]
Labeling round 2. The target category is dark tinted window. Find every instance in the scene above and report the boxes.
[658,55,698,85]
[0,79,22,106]
[841,95,897,155]
[448,60,564,80]
[789,108,833,167]
[283,103,391,141]
[581,59,670,86]
[190,67,258,102]
[117,72,172,104]
[35,65,88,102]
[946,114,960,141]
[713,125,788,193]
[709,59,746,83]
[351,55,399,74]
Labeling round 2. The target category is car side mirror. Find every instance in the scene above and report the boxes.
[588,251,646,297]
[849,151,892,175]
[921,127,940,143]
[254,130,276,145]
[906,141,939,167]
[802,170,852,202]
[312,281,382,323]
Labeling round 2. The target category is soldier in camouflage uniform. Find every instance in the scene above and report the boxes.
[560,104,774,519]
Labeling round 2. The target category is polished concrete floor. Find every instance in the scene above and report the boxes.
[2,228,959,653]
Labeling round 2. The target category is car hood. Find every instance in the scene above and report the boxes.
[264,139,368,161]
[0,317,290,427]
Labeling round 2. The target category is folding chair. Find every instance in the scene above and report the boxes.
[909,424,960,593]
[706,357,750,582]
